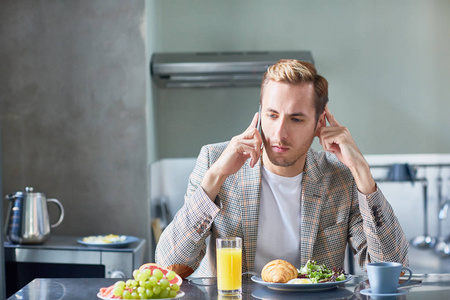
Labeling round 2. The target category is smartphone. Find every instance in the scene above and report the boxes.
[257,104,262,135]
[256,104,263,151]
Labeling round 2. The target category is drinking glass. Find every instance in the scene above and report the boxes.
[216,237,242,295]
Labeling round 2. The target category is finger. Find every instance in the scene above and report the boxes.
[253,126,263,149]
[242,121,262,142]
[240,138,261,150]
[318,128,339,151]
[325,105,342,127]
[320,135,337,153]
[240,139,262,162]
[240,143,261,167]
[246,112,259,131]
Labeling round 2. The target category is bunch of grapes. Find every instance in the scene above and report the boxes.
[111,268,180,299]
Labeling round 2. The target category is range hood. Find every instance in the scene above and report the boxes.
[151,51,314,88]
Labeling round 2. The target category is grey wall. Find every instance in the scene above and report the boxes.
[1,0,450,264]
[0,0,150,252]
[0,122,5,300]
[152,0,450,158]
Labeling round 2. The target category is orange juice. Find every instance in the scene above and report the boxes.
[216,247,242,292]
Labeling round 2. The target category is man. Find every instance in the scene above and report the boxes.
[155,59,408,278]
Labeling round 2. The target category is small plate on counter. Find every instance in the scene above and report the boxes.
[97,291,185,299]
[77,235,139,248]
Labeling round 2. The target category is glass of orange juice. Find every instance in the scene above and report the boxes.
[216,237,242,296]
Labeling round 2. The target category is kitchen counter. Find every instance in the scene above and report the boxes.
[4,235,146,297]
[8,273,450,300]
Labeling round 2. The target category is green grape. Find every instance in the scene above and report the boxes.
[138,292,147,299]
[152,269,164,280]
[144,280,152,289]
[159,279,170,289]
[139,280,146,287]
[139,272,149,282]
[130,280,138,288]
[137,286,145,294]
[131,291,139,299]
[146,288,153,298]
[148,276,158,286]
[142,268,151,278]
[166,271,176,281]
[133,269,140,280]
[153,285,161,295]
[126,279,133,287]
[113,286,124,297]
[123,290,132,299]
[171,283,180,292]
[115,280,126,289]
[169,290,177,298]
[160,289,169,298]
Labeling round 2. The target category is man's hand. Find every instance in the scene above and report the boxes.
[318,105,363,169]
[201,112,263,200]
[317,106,376,195]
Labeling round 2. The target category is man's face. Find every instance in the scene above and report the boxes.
[261,80,322,177]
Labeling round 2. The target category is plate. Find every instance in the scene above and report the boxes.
[252,286,353,300]
[78,235,139,248]
[97,291,185,299]
[360,288,408,297]
[251,275,353,291]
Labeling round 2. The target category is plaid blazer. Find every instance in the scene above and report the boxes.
[155,142,409,278]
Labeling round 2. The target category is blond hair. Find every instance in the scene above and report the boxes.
[260,59,329,122]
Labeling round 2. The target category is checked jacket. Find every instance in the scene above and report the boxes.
[155,142,409,278]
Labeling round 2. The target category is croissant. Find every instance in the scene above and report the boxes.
[261,259,298,283]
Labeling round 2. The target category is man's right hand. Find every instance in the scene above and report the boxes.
[201,112,262,200]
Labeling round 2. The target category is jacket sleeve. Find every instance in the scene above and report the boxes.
[155,145,221,277]
[348,185,409,269]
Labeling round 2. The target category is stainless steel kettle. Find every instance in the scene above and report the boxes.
[4,187,64,244]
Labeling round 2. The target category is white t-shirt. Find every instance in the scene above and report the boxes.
[254,166,303,273]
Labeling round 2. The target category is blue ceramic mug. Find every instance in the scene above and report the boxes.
[366,262,412,294]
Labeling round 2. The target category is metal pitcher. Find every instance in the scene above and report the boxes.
[4,187,64,244]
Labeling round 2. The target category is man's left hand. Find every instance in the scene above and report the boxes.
[317,105,376,195]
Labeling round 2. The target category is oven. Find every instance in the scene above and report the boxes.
[4,235,145,297]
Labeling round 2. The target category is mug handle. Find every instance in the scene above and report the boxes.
[399,267,413,287]
[47,198,65,228]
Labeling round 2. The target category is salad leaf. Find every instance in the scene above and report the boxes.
[297,260,346,283]
[336,273,346,281]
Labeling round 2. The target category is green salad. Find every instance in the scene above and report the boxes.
[298,260,347,283]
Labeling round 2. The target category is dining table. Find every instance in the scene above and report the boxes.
[7,272,450,300]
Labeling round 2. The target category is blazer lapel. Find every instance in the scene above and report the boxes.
[301,149,324,264]
[239,159,262,272]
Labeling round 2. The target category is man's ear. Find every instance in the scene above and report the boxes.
[314,110,327,136]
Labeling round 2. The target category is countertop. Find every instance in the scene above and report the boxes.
[8,273,450,300]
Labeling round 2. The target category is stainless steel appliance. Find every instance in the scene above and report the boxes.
[4,235,145,297]
[4,187,64,244]
[151,51,314,88]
